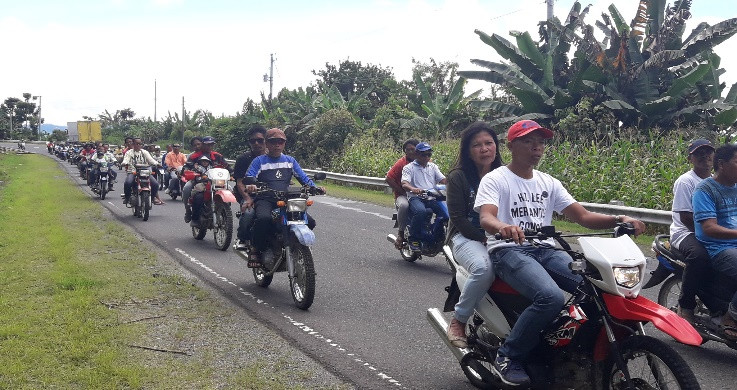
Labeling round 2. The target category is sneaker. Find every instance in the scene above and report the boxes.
[492,354,530,387]
[408,240,421,253]
[677,305,696,325]
[165,188,171,194]
[447,318,468,348]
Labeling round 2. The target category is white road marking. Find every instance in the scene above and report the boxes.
[317,199,393,221]
[174,247,404,388]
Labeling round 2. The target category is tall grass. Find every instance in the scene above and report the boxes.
[333,130,711,210]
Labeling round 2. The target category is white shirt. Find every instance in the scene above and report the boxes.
[122,149,159,173]
[670,170,706,249]
[474,166,576,251]
[401,160,445,198]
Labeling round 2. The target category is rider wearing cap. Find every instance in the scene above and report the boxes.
[182,136,230,224]
[244,128,323,266]
[401,141,448,252]
[233,125,268,250]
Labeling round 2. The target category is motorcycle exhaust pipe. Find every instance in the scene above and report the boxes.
[387,234,398,244]
[427,308,470,363]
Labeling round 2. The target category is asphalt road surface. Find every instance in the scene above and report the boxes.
[14,143,737,389]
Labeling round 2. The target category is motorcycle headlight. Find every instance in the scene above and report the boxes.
[613,267,640,288]
[100,166,109,172]
[287,199,307,212]
[213,179,227,188]
[139,169,151,177]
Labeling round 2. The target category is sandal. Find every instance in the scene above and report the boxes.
[719,315,737,341]
[153,199,165,205]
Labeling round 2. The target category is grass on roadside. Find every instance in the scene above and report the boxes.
[0,154,345,389]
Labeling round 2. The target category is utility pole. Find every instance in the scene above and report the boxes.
[546,0,554,21]
[33,95,42,141]
[263,53,275,102]
[181,96,185,146]
[154,79,157,122]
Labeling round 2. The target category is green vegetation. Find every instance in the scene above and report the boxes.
[0,154,346,389]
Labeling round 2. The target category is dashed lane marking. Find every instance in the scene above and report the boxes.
[174,247,404,388]
[317,199,393,221]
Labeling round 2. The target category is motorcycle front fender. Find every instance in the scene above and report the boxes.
[602,293,702,346]
[215,189,237,203]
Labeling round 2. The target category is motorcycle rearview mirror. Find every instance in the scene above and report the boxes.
[243,176,257,185]
[313,172,327,181]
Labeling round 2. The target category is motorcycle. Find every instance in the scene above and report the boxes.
[184,166,238,250]
[428,225,702,390]
[234,173,326,310]
[91,161,114,200]
[646,234,737,349]
[127,164,153,221]
[167,167,183,200]
[386,185,448,262]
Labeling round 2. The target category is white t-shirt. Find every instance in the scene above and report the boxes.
[401,161,445,198]
[670,170,706,249]
[474,166,576,251]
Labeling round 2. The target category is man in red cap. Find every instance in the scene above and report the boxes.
[473,120,646,386]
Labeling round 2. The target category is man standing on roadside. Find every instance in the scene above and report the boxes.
[385,139,419,249]
[233,125,267,250]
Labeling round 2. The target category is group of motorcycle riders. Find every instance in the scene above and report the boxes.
[47,118,737,387]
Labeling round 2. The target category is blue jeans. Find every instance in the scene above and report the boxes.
[237,207,255,242]
[493,245,582,360]
[711,248,737,320]
[408,196,448,241]
[451,233,494,323]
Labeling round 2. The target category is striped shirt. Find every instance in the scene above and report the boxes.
[246,154,314,193]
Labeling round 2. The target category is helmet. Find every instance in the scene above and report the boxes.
[198,156,211,164]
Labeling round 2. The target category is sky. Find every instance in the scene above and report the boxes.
[1,0,736,127]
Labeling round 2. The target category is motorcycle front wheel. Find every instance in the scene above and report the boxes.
[603,335,700,390]
[290,243,316,310]
[213,203,233,251]
[100,182,107,200]
[142,192,151,221]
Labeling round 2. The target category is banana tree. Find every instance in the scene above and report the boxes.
[414,73,481,137]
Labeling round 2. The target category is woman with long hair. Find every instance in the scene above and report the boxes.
[445,121,504,348]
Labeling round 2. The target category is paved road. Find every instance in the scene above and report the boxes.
[14,143,737,389]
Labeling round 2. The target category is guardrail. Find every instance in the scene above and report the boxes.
[225,160,674,226]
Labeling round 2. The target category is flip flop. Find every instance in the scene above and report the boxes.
[153,199,165,205]
[719,316,737,341]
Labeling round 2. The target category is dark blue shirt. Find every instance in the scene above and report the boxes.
[246,153,314,193]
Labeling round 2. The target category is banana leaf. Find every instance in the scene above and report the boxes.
[640,96,676,117]
[510,30,547,74]
[466,60,550,99]
[508,87,551,113]
[487,113,552,128]
[682,22,709,47]
[470,100,524,116]
[601,99,637,111]
[608,4,631,36]
[682,18,737,57]
[474,30,542,78]
[581,80,627,101]
[665,61,711,98]
[715,106,737,126]
[725,83,737,104]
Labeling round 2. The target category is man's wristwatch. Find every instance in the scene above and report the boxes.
[614,215,623,224]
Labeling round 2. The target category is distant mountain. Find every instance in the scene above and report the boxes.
[41,123,67,133]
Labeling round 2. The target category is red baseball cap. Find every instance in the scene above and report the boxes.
[507,120,554,142]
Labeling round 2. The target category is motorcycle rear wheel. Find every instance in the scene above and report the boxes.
[603,335,700,390]
[213,203,233,251]
[400,227,420,262]
[290,243,316,310]
[460,352,500,389]
[657,275,681,311]
[142,192,151,221]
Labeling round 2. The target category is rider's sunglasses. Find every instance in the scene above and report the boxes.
[267,138,286,145]
[249,138,265,144]
[134,142,143,145]
[418,151,432,157]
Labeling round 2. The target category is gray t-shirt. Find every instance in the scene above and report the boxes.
[669,170,705,249]
[401,161,445,198]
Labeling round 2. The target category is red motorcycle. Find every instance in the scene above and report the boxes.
[183,167,237,250]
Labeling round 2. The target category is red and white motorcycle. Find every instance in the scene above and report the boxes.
[428,225,702,390]
[184,166,237,250]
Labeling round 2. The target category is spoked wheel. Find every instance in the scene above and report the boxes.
[100,183,107,200]
[192,224,207,240]
[141,192,151,221]
[460,352,501,389]
[290,243,316,310]
[400,227,420,262]
[213,203,233,251]
[603,335,700,390]
[657,275,681,311]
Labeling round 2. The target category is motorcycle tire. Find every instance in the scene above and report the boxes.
[100,182,107,200]
[253,266,273,288]
[170,193,178,200]
[142,192,151,221]
[602,335,700,390]
[460,352,501,389]
[400,227,419,262]
[657,275,681,312]
[192,224,207,240]
[213,203,233,251]
[289,243,316,310]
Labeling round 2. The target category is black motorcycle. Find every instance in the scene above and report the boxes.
[91,161,114,200]
[647,234,737,349]
[386,186,448,262]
